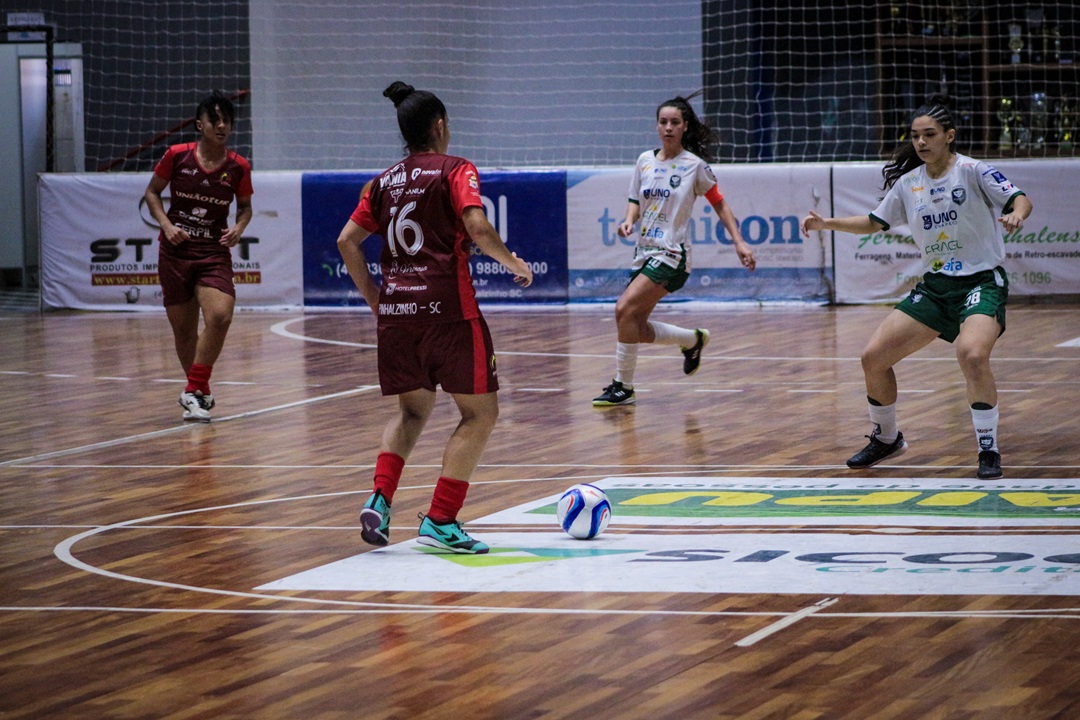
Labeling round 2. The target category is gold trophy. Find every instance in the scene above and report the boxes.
[997,98,1016,150]
[1031,92,1049,150]
[1008,23,1024,64]
[1058,96,1075,152]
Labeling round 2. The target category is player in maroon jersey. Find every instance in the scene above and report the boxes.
[337,81,533,554]
[144,92,253,422]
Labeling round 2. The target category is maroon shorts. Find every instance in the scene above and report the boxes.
[377,317,499,396]
[158,248,234,306]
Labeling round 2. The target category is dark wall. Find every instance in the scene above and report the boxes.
[2,0,251,171]
[702,0,877,163]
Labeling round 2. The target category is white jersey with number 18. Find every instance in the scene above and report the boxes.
[870,153,1024,276]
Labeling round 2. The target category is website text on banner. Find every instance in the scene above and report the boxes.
[566,164,833,302]
[301,170,568,307]
[831,159,1080,304]
[39,172,304,310]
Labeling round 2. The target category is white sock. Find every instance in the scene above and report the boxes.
[868,402,898,443]
[648,320,697,348]
[971,405,999,453]
[615,342,638,387]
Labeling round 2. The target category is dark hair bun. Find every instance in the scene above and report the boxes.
[927,93,954,109]
[383,81,415,107]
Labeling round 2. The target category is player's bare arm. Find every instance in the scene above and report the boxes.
[461,206,533,287]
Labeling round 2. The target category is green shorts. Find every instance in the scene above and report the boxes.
[629,248,690,292]
[896,267,1008,343]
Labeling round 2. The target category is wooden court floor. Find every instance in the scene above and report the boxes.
[2,302,1079,719]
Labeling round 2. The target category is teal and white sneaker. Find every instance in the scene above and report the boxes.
[360,491,391,546]
[417,513,489,554]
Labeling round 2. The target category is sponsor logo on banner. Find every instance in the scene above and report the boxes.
[479,478,1080,527]
[256,477,1080,596]
[40,172,303,309]
[258,532,1080,596]
[524,482,1080,522]
[87,234,263,294]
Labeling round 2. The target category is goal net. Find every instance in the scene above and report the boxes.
[18,0,1080,171]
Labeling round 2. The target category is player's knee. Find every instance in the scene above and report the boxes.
[956,344,991,373]
[860,346,886,375]
[204,310,233,332]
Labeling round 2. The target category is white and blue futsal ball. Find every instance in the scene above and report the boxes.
[556,484,611,539]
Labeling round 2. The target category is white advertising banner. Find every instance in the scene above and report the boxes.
[833,159,1080,303]
[566,164,834,302]
[39,171,304,310]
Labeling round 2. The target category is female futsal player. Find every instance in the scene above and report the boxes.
[144,91,253,422]
[337,81,533,554]
[800,96,1032,479]
[592,93,756,407]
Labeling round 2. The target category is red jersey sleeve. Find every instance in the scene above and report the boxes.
[234,154,254,197]
[153,146,178,181]
[349,190,379,233]
[447,162,484,217]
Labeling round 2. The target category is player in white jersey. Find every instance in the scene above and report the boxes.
[592,93,756,407]
[800,96,1032,479]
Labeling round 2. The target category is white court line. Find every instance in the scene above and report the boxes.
[2,606,1078,620]
[12,522,1080,535]
[48,493,1080,621]
[0,606,786,617]
[735,597,839,646]
[49,494,821,615]
[271,316,1080,362]
[0,386,379,468]
[9,462,1080,472]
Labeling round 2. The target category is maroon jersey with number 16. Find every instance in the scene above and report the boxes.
[351,153,485,326]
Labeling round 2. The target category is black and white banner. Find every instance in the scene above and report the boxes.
[39,172,304,310]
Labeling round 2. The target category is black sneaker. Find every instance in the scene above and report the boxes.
[592,380,635,406]
[977,450,1003,479]
[846,431,908,468]
[681,329,710,375]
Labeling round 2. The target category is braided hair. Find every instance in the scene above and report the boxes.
[882,95,957,189]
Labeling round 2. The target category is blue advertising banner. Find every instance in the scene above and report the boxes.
[302,170,567,307]
[565,166,834,303]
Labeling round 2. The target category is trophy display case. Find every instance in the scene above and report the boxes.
[874,2,1079,157]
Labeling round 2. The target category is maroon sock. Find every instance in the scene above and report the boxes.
[185,363,212,395]
[427,476,469,524]
[373,452,405,505]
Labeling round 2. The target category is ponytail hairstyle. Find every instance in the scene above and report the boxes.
[882,94,957,189]
[383,80,448,154]
[657,90,718,162]
[195,90,236,127]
